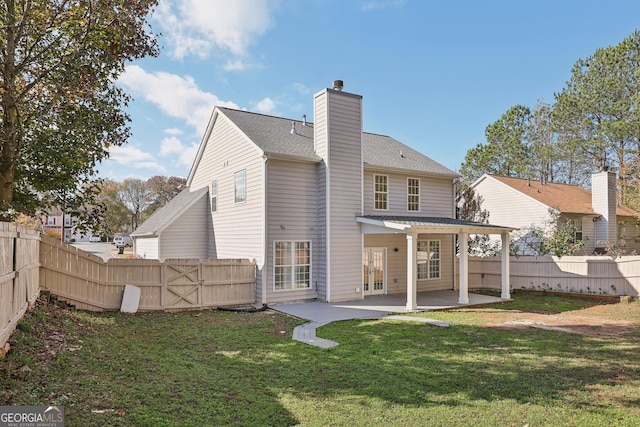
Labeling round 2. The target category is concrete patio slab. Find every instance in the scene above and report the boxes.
[273,290,505,323]
[275,290,504,348]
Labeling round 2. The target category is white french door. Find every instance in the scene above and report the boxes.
[363,248,386,295]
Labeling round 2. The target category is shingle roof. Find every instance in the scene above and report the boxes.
[488,175,639,217]
[218,107,457,177]
[362,132,457,176]
[131,187,208,237]
[219,108,319,160]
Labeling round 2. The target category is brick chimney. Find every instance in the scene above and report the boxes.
[591,170,617,245]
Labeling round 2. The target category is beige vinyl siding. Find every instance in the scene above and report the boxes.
[473,177,551,230]
[364,234,406,294]
[364,233,454,293]
[134,237,159,260]
[188,112,265,298]
[160,196,209,260]
[580,215,596,254]
[363,170,454,217]
[314,89,363,302]
[265,159,318,303]
[619,216,640,253]
[564,214,640,255]
[314,98,328,301]
[416,233,454,291]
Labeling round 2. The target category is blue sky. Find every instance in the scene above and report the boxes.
[100,0,640,182]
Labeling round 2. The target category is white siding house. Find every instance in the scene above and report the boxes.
[469,173,640,255]
[133,81,514,306]
[131,187,209,261]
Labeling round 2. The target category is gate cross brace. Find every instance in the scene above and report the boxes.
[167,265,199,283]
[167,285,198,306]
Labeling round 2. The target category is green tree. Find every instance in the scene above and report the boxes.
[542,211,587,257]
[0,0,159,219]
[509,209,586,257]
[98,179,129,237]
[553,31,640,208]
[460,105,532,183]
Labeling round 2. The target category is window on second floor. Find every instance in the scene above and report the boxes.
[374,174,388,210]
[407,178,420,211]
[234,170,246,203]
[210,179,218,212]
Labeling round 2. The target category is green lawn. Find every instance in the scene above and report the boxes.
[2,294,640,426]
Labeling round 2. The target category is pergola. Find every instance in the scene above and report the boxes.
[357,216,516,310]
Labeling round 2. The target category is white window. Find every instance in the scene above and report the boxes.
[574,218,583,242]
[417,240,440,280]
[210,180,218,212]
[234,170,246,203]
[374,174,388,210]
[407,178,420,211]
[274,241,311,291]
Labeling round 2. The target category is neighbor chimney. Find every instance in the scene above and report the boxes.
[332,80,344,91]
[592,170,617,245]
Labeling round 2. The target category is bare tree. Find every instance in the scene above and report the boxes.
[116,179,153,231]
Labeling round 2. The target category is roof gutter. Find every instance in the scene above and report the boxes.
[131,232,156,238]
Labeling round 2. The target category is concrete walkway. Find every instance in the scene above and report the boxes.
[272,290,506,348]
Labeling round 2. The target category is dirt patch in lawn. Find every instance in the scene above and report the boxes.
[489,303,640,337]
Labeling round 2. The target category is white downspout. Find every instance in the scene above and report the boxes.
[261,155,268,305]
[452,179,458,292]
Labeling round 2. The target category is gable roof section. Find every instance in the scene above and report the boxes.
[218,107,320,161]
[362,132,457,176]
[485,175,638,217]
[131,187,209,237]
[210,107,457,177]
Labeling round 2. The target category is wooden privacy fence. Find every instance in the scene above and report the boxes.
[1,223,40,349]
[468,255,640,296]
[39,236,256,311]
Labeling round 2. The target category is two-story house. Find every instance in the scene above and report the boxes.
[132,81,513,308]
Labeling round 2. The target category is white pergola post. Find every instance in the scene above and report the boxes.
[406,231,418,311]
[501,232,511,299]
[458,232,469,304]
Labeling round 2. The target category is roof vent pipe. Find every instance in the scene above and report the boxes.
[302,114,307,126]
[333,80,343,91]
[290,121,297,135]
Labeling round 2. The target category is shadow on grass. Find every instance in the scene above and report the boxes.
[316,319,640,406]
[4,306,640,426]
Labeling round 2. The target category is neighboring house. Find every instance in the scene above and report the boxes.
[42,213,84,242]
[132,81,514,307]
[469,172,640,254]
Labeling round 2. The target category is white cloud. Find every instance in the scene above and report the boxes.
[108,145,167,173]
[253,97,276,114]
[359,0,405,11]
[164,127,183,135]
[223,59,251,71]
[154,0,275,60]
[119,65,239,135]
[291,82,313,95]
[159,136,200,168]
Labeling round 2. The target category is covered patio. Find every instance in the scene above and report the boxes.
[274,289,507,323]
[357,216,516,310]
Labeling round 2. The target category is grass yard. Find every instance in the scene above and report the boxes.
[1,293,640,426]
